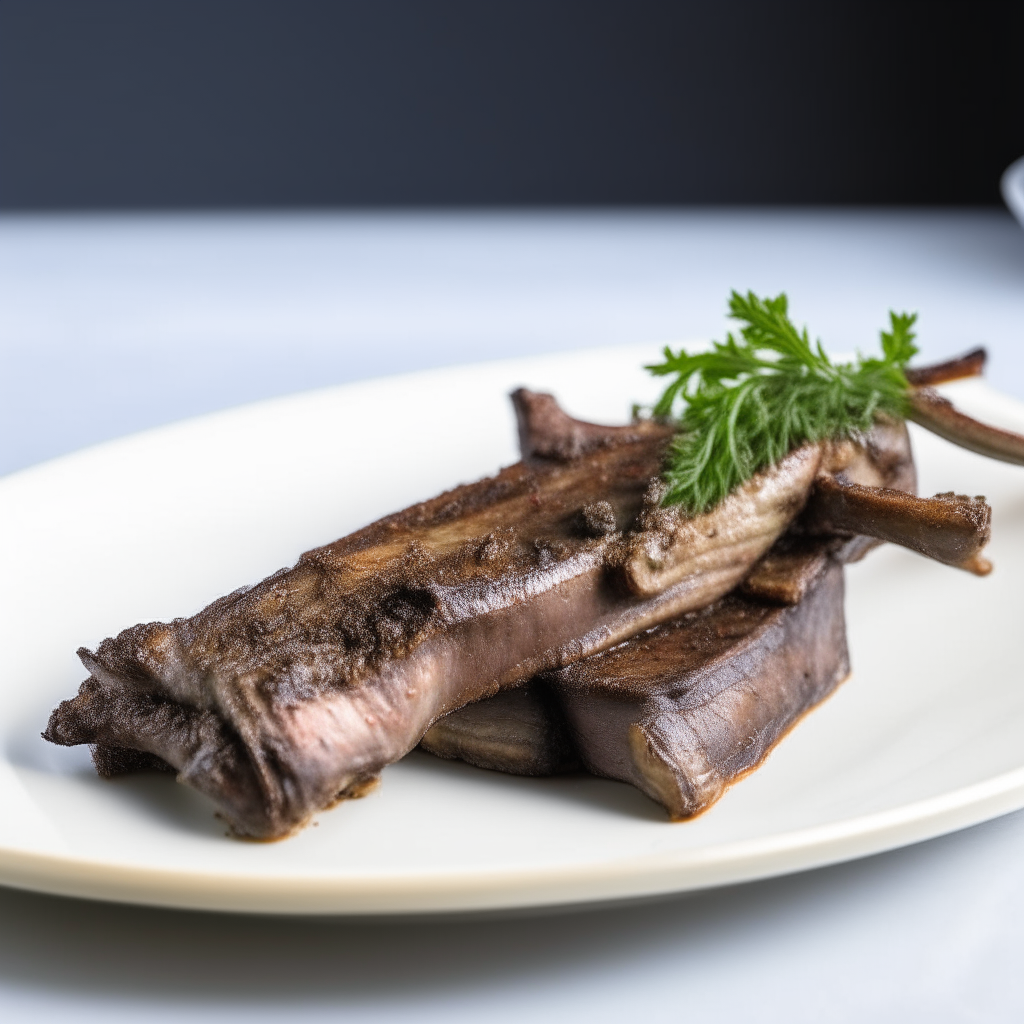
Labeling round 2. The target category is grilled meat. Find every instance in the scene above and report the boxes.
[44,348,1005,838]
[423,352,1008,810]
[908,387,1024,466]
[901,345,1024,465]
[903,347,987,387]
[44,396,822,839]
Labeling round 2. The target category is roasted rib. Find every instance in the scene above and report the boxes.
[44,349,1006,838]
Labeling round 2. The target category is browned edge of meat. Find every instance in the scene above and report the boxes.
[43,390,823,840]
[91,745,176,778]
[905,347,986,387]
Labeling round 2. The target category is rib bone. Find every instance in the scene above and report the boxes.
[909,387,1024,466]
[904,347,987,387]
[802,476,992,574]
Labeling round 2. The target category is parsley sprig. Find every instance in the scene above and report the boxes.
[648,291,918,513]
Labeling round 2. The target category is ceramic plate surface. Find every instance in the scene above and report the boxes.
[2,346,1023,915]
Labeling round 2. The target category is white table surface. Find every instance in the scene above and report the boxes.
[2,209,1023,1021]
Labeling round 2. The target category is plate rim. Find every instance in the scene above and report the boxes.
[1,766,1022,915]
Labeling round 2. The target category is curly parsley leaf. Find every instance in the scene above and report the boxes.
[647,291,918,513]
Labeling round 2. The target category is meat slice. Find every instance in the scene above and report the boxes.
[899,345,1024,465]
[44,394,823,839]
[423,549,849,819]
[555,553,850,818]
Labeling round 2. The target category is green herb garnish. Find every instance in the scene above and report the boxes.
[647,290,918,513]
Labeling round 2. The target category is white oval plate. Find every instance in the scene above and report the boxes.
[2,346,1023,915]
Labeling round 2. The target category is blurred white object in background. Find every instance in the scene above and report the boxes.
[1001,156,1024,227]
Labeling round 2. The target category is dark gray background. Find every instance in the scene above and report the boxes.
[2,0,1022,209]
